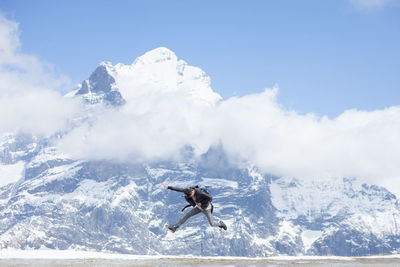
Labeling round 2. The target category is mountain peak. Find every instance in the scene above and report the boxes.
[74,62,125,106]
[98,61,114,71]
[72,47,221,107]
[133,47,178,65]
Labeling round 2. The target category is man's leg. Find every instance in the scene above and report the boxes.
[202,208,225,228]
[171,207,202,230]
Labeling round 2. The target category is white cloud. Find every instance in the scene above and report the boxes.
[57,58,400,195]
[217,88,400,196]
[217,89,400,187]
[58,91,217,163]
[0,13,79,135]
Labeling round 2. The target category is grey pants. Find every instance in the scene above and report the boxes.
[174,206,221,228]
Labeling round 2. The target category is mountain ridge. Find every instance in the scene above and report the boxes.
[73,47,221,108]
[0,47,399,256]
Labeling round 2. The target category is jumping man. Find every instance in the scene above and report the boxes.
[161,183,227,232]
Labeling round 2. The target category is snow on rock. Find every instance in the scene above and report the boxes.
[301,230,323,251]
[270,176,400,255]
[0,161,24,187]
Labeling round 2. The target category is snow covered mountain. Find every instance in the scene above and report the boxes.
[0,47,400,256]
[71,47,220,108]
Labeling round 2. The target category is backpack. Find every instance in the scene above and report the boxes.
[181,185,213,213]
[194,185,211,196]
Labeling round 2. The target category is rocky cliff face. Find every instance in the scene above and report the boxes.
[0,48,399,256]
[76,63,125,106]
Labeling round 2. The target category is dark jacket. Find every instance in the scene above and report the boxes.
[167,186,212,209]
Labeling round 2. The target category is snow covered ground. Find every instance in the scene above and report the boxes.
[0,250,400,266]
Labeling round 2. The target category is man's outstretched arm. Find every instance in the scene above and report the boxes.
[161,183,186,193]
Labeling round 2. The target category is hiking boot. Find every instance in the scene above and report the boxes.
[167,225,178,233]
[219,221,227,230]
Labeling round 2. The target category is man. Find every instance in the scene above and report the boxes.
[161,183,227,232]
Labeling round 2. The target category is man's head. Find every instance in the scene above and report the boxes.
[184,187,195,197]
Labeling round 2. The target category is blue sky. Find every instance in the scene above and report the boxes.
[1,0,399,117]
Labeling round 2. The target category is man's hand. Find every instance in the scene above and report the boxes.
[161,183,168,189]
[196,202,202,207]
